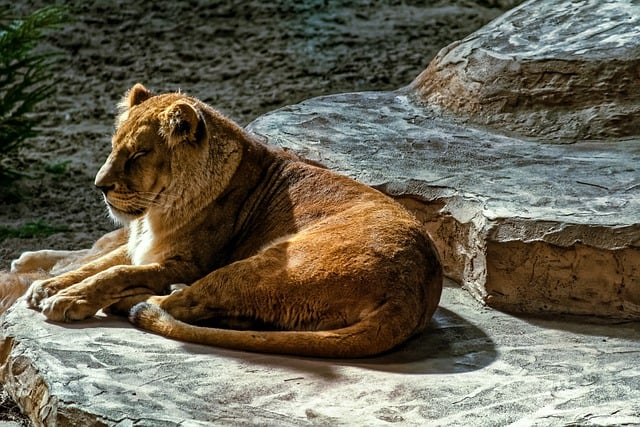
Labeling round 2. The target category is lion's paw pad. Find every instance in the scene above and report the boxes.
[40,296,96,322]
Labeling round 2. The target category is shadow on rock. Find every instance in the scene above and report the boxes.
[518,313,640,340]
[345,306,496,374]
[179,305,496,376]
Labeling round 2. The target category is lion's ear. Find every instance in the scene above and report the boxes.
[160,100,203,148]
[126,83,153,108]
[116,84,153,127]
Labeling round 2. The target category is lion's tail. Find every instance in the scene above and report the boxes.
[129,301,425,358]
[0,271,45,315]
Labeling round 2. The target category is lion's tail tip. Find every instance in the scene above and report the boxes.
[129,302,172,331]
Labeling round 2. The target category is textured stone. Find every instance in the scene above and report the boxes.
[1,282,639,426]
[248,91,640,318]
[246,0,640,318]
[411,0,640,142]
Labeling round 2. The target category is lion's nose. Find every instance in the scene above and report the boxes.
[95,183,115,194]
[94,162,116,193]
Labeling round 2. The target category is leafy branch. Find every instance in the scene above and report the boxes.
[0,5,67,182]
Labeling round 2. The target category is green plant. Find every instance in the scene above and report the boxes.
[0,220,69,241]
[44,159,71,175]
[0,5,67,182]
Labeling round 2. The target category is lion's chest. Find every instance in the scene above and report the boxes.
[128,217,157,266]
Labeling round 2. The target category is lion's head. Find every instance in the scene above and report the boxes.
[95,84,241,226]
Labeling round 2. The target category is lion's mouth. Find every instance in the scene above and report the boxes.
[105,199,147,220]
[103,186,167,222]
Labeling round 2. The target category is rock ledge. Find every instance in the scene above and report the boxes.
[248,90,640,318]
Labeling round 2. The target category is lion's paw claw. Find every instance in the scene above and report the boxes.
[26,279,55,309]
[39,295,96,322]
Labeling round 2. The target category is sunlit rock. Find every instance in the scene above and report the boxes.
[411,0,640,142]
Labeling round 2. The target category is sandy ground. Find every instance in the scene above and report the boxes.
[0,0,514,268]
[0,1,516,423]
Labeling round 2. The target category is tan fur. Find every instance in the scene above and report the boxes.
[16,84,442,357]
[1,229,126,314]
[0,272,43,314]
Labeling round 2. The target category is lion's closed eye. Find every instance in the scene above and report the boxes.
[124,150,149,172]
[131,150,149,160]
[127,150,151,162]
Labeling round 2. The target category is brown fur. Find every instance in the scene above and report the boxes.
[16,84,442,357]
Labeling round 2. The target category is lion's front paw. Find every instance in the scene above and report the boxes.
[26,278,61,309]
[39,294,98,322]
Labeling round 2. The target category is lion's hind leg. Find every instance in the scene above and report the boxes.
[2,246,82,315]
[10,249,88,275]
[4,247,78,315]
[10,228,126,276]
[128,231,438,358]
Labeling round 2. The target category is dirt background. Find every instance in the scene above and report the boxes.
[0,0,518,423]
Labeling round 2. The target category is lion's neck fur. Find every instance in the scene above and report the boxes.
[128,216,155,265]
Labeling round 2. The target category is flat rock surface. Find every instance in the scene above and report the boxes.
[1,280,639,426]
[248,90,640,235]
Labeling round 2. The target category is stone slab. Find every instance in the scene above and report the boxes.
[412,0,640,141]
[249,91,639,227]
[1,280,639,426]
[247,90,640,318]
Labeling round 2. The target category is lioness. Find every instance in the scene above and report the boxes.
[11,84,442,357]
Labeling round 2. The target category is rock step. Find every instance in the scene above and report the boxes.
[2,283,640,425]
[248,0,640,319]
